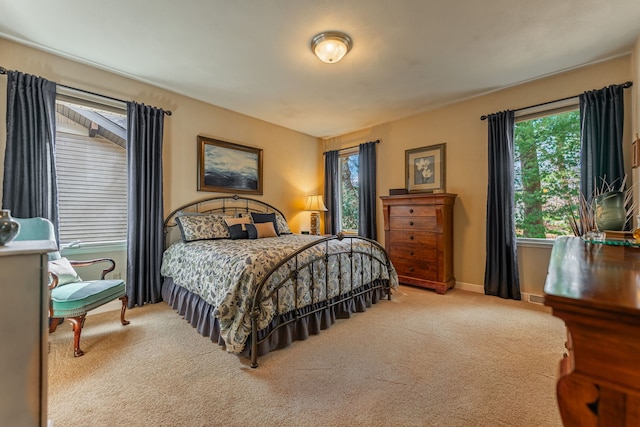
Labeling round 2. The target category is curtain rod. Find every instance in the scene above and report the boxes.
[323,139,380,155]
[0,66,172,116]
[479,81,633,120]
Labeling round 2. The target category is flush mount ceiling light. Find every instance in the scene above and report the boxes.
[310,31,352,64]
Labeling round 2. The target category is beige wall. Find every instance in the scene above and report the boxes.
[0,38,322,235]
[326,55,633,296]
[1,38,636,297]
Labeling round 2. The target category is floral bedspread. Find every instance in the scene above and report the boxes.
[160,234,398,353]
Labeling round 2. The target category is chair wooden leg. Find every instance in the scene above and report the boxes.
[120,295,130,326]
[49,317,63,333]
[67,315,86,357]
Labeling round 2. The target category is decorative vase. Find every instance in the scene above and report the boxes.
[0,209,20,246]
[594,191,626,232]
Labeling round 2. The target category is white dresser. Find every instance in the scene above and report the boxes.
[0,240,56,427]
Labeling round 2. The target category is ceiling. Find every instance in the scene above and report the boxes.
[1,1,640,138]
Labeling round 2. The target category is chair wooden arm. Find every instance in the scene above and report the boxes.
[69,258,117,280]
[48,272,60,291]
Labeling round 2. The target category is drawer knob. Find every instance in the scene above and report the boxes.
[409,221,414,226]
[409,209,414,213]
[409,266,414,272]
[410,251,414,256]
[410,236,414,240]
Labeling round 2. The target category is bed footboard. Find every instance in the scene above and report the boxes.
[249,233,395,368]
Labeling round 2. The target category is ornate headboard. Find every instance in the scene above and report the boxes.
[163,195,286,248]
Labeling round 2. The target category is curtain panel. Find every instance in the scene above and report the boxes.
[358,141,377,239]
[579,84,625,205]
[484,110,521,300]
[2,71,59,242]
[324,150,340,235]
[126,102,165,307]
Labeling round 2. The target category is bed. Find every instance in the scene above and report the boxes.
[161,195,398,367]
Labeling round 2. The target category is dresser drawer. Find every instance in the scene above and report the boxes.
[389,244,437,262]
[389,216,437,231]
[389,205,436,217]
[382,193,456,293]
[392,259,438,281]
[388,230,437,246]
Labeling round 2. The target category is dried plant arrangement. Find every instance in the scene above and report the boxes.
[567,175,637,237]
[567,192,595,237]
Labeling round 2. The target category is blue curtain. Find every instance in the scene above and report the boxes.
[358,141,377,239]
[126,102,165,307]
[484,110,521,300]
[580,84,625,204]
[323,150,340,235]
[2,71,59,243]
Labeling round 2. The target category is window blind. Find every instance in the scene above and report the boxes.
[56,132,128,243]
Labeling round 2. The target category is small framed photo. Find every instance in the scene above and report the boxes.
[633,135,639,169]
[197,135,263,194]
[405,143,446,193]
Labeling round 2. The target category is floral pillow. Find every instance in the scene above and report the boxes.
[176,213,230,242]
[274,212,293,235]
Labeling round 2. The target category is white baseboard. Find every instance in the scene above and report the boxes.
[453,281,545,305]
[453,281,483,293]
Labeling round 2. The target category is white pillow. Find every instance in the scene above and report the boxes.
[48,257,82,286]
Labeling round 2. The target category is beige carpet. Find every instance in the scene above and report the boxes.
[48,286,566,427]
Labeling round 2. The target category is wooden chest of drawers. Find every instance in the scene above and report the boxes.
[380,193,456,294]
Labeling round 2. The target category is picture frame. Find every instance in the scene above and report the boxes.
[197,135,263,194]
[633,135,639,169]
[405,143,446,193]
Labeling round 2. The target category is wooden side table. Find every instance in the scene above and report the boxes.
[544,236,640,426]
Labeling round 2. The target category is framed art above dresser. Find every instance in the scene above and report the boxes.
[381,193,456,294]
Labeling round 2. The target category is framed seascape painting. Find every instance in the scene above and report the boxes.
[197,136,263,194]
[405,143,446,193]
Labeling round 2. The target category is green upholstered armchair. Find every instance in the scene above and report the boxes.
[14,217,129,357]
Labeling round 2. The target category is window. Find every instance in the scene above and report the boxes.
[338,150,359,232]
[514,103,580,239]
[55,97,128,245]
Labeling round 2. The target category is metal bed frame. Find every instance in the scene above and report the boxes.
[163,195,393,368]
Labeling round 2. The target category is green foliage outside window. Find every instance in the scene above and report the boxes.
[340,154,359,231]
[514,110,580,239]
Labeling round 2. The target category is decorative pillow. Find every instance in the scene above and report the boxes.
[246,222,278,239]
[274,212,293,235]
[227,223,249,240]
[48,257,82,286]
[250,212,280,235]
[175,213,230,242]
[224,216,251,231]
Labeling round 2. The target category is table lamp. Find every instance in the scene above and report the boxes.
[304,195,328,235]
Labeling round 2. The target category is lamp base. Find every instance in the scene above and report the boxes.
[310,212,320,235]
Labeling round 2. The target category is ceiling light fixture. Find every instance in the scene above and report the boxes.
[310,31,352,64]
